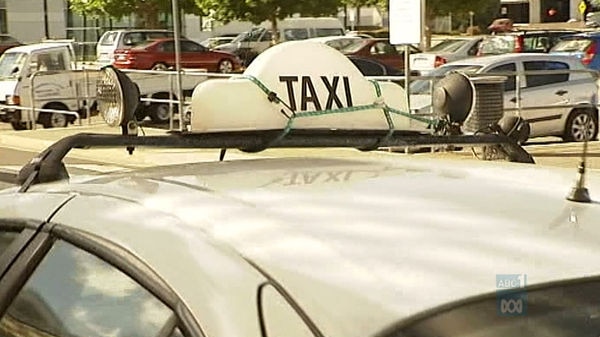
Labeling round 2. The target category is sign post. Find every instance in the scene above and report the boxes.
[389,0,422,113]
[579,1,587,22]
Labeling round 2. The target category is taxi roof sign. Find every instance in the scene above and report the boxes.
[189,40,426,133]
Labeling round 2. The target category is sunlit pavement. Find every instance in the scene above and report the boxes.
[1,120,599,180]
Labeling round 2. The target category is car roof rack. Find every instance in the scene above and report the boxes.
[15,129,535,192]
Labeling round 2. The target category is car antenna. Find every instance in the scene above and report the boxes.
[566,116,592,203]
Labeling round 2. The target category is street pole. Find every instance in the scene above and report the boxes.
[171,0,184,131]
[43,0,49,39]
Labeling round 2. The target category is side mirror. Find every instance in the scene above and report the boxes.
[10,66,19,75]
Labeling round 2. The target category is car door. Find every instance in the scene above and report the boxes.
[369,41,403,70]
[181,40,211,70]
[518,60,572,137]
[0,223,200,337]
[155,40,176,68]
[485,62,518,118]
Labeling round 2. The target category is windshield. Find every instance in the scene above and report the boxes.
[478,36,515,55]
[340,40,369,53]
[429,39,469,53]
[409,64,482,94]
[551,38,592,52]
[0,52,27,78]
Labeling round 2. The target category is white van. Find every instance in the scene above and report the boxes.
[215,17,344,63]
[96,29,175,65]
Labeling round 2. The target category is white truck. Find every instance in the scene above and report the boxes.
[0,42,207,130]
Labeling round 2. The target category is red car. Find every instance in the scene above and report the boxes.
[0,35,21,55]
[340,38,420,71]
[113,38,243,73]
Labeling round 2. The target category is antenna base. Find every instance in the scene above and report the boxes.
[566,187,591,203]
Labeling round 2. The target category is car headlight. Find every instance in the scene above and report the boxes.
[96,66,140,127]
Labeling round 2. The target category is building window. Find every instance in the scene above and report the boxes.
[0,0,7,34]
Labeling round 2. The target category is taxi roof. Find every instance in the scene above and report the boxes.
[4,153,600,337]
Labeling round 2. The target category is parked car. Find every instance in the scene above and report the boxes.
[112,38,243,73]
[409,36,484,75]
[477,29,580,56]
[0,35,20,55]
[200,36,236,49]
[340,38,421,71]
[409,53,598,142]
[96,29,175,65]
[550,31,600,70]
[307,35,364,50]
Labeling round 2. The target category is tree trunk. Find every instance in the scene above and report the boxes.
[138,2,160,28]
[270,14,279,44]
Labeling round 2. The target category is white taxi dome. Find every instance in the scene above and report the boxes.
[190,40,425,133]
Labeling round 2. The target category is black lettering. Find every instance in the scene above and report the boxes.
[279,76,298,111]
[343,76,353,107]
[301,76,322,111]
[320,76,343,109]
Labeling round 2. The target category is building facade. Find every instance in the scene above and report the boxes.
[501,0,585,23]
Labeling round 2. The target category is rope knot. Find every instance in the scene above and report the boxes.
[373,96,386,108]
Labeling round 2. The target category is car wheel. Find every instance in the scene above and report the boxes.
[152,63,169,71]
[147,103,172,123]
[39,104,69,129]
[218,59,234,73]
[563,109,598,142]
[10,121,31,131]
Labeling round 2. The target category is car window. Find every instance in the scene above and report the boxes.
[0,240,177,337]
[350,58,385,76]
[409,64,483,94]
[382,279,600,337]
[146,31,174,40]
[181,40,204,52]
[122,32,146,46]
[284,29,309,41]
[478,36,515,55]
[261,285,316,337]
[314,28,344,37]
[524,60,568,88]
[430,39,468,53]
[370,42,397,55]
[487,63,517,91]
[160,41,175,52]
[261,30,272,42]
[0,52,26,77]
[99,32,118,46]
[32,51,66,71]
[551,38,593,52]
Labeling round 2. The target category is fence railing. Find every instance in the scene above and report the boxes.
[2,67,599,132]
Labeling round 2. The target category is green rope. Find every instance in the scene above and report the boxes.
[240,74,440,132]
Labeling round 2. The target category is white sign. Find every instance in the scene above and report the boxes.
[389,0,422,45]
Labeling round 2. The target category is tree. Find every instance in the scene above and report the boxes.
[195,0,341,42]
[67,0,203,28]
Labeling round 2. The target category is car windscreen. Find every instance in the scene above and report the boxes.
[0,52,27,78]
[409,64,482,94]
[314,28,345,37]
[99,32,119,46]
[478,36,515,55]
[380,279,600,337]
[430,39,469,53]
[340,40,369,53]
[551,38,593,52]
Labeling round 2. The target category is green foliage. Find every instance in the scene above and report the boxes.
[195,0,340,24]
[67,0,203,22]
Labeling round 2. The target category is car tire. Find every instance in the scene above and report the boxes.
[563,109,598,142]
[218,59,234,73]
[10,121,31,131]
[152,63,169,71]
[39,104,69,129]
[147,103,172,124]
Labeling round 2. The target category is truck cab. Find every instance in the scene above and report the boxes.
[0,42,97,130]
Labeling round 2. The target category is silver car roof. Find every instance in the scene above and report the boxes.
[3,154,600,337]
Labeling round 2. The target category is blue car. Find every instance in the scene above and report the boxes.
[550,31,600,70]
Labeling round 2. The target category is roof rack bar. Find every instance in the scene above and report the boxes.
[16,130,534,191]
